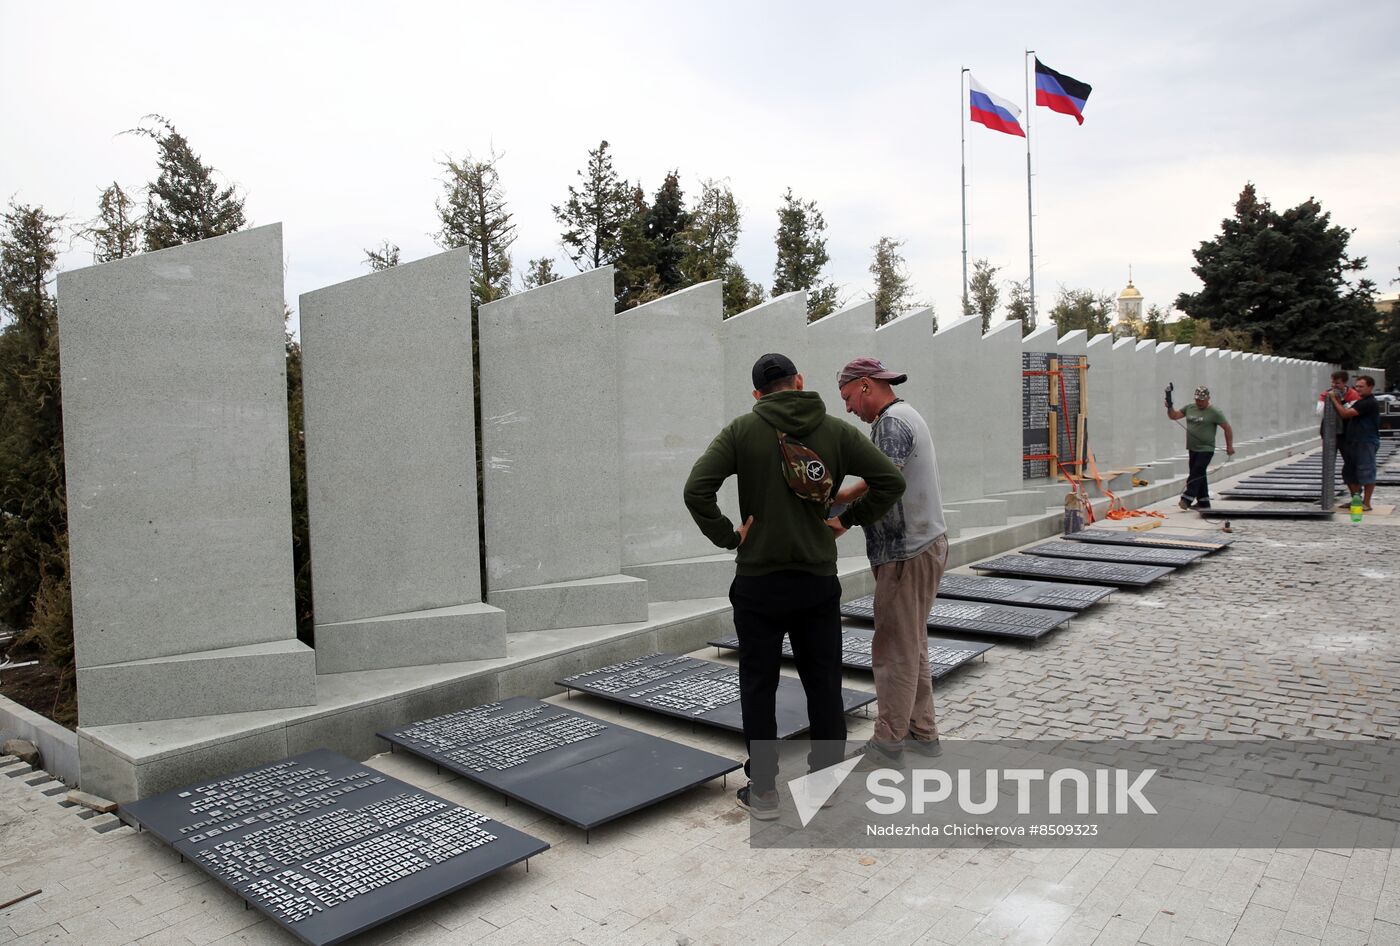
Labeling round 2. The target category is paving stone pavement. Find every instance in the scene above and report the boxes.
[2,477,1399,946]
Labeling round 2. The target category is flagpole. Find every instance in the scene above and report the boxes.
[1025,49,1037,329]
[960,67,969,311]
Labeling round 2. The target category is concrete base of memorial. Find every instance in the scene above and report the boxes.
[77,429,1321,807]
[487,574,649,634]
[313,603,507,674]
[622,553,735,603]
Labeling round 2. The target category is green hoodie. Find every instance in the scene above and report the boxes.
[683,389,905,577]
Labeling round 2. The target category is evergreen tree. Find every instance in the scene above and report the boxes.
[364,241,400,271]
[0,204,71,669]
[283,309,313,644]
[1005,278,1034,336]
[521,257,561,290]
[554,140,632,272]
[772,188,837,321]
[85,183,142,263]
[965,258,1001,333]
[1171,316,1199,345]
[435,150,515,312]
[868,237,912,327]
[136,116,246,251]
[645,171,689,295]
[1176,183,1376,363]
[681,179,763,318]
[1049,287,1114,335]
[613,182,661,312]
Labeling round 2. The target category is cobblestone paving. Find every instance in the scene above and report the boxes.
[2,482,1398,946]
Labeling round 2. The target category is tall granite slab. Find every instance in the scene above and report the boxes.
[1133,340,1160,465]
[616,281,734,600]
[981,320,1025,496]
[1154,342,1180,461]
[1086,334,1121,474]
[1225,351,1245,445]
[930,315,996,506]
[477,268,647,632]
[721,291,809,420]
[298,248,506,672]
[57,225,315,726]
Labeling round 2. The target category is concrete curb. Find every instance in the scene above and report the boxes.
[0,692,79,786]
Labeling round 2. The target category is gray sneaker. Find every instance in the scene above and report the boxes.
[856,738,905,768]
[736,784,779,820]
[909,736,943,758]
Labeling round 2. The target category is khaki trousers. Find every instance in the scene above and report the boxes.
[871,534,948,742]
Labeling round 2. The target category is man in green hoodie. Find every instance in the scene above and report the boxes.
[684,353,906,819]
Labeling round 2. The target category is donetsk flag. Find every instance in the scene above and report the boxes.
[968,75,1024,137]
[1034,58,1092,124]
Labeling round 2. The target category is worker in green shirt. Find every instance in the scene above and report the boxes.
[1167,385,1234,510]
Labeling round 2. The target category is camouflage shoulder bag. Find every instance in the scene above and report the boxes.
[775,429,834,512]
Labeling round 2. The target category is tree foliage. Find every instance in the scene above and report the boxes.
[435,150,515,311]
[1175,183,1376,364]
[681,179,763,318]
[1143,303,1169,341]
[85,183,143,263]
[772,188,837,321]
[554,140,631,272]
[1005,278,1034,336]
[869,237,913,327]
[135,116,246,252]
[1048,287,1114,336]
[283,311,314,644]
[521,257,561,290]
[965,258,1001,333]
[364,241,400,271]
[1371,270,1400,385]
[0,204,71,668]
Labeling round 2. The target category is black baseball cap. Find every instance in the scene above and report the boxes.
[752,352,798,390]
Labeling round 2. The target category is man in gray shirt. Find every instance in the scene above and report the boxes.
[832,357,948,765]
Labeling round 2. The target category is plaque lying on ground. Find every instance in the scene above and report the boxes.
[1023,540,1209,568]
[935,572,1115,610]
[557,653,874,737]
[1063,528,1232,552]
[1197,506,1335,519]
[709,625,992,677]
[972,554,1173,587]
[1219,490,1345,501]
[378,697,738,830]
[838,594,1073,641]
[122,749,548,946]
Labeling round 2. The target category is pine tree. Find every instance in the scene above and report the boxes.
[521,257,561,290]
[1144,304,1169,341]
[135,116,246,251]
[869,237,913,326]
[1176,183,1376,363]
[283,309,313,644]
[1005,279,1034,336]
[85,183,142,263]
[613,183,660,312]
[965,258,1001,333]
[772,188,837,321]
[554,140,632,272]
[435,150,515,311]
[0,203,71,670]
[645,171,689,294]
[681,179,763,318]
[364,241,400,271]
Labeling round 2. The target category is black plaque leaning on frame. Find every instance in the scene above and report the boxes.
[1062,528,1232,552]
[121,749,548,946]
[707,627,991,678]
[1023,540,1210,568]
[934,573,1116,610]
[557,653,874,738]
[838,594,1074,640]
[972,554,1174,587]
[377,697,739,830]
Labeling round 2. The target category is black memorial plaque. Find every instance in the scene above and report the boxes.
[1219,490,1346,501]
[557,653,874,737]
[972,554,1173,587]
[1024,540,1209,568]
[1197,506,1335,519]
[839,594,1073,640]
[1063,528,1233,552]
[1054,354,1088,470]
[1022,351,1051,478]
[121,749,548,946]
[708,626,991,678]
[935,572,1115,610]
[378,698,738,830]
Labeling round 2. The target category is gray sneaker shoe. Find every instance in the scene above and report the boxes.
[909,736,943,758]
[1178,497,1191,510]
[856,738,905,768]
[736,784,779,820]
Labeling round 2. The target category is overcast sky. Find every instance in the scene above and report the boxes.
[4,0,1398,335]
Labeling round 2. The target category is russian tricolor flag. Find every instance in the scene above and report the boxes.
[968,75,1025,137]
[1035,58,1092,125]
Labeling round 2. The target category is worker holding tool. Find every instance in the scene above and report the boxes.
[1166,385,1234,510]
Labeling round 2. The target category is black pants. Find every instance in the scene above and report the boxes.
[730,570,848,793]
[1182,450,1214,504]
